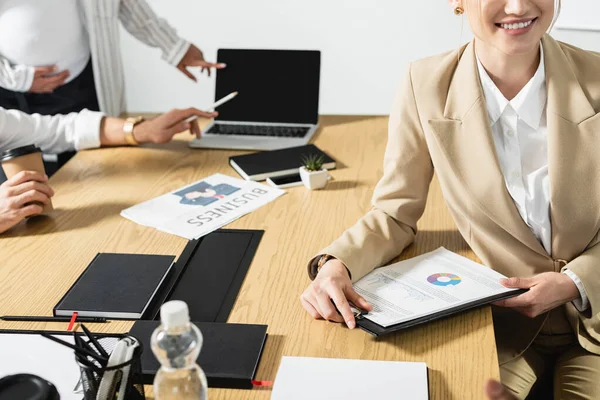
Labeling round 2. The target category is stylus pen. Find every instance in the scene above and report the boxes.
[185,91,239,122]
[0,315,108,323]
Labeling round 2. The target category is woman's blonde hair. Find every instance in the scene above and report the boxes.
[549,0,562,31]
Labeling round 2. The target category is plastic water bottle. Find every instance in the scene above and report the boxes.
[151,300,208,400]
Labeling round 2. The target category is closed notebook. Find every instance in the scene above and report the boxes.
[272,357,428,400]
[129,320,268,389]
[53,253,175,319]
[229,144,336,181]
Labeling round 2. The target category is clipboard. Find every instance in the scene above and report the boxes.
[355,289,527,336]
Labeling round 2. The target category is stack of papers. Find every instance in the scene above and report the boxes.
[121,173,285,239]
[272,356,429,400]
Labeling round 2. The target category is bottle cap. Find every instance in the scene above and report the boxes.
[160,300,190,329]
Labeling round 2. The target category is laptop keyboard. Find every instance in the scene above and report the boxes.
[206,124,310,138]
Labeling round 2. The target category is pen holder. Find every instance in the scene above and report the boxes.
[76,335,145,400]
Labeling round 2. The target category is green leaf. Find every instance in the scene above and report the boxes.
[301,153,326,171]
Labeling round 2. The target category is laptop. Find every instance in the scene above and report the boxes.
[189,49,321,151]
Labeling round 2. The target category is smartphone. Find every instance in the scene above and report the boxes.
[266,173,303,188]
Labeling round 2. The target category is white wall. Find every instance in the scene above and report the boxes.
[120,1,600,115]
[120,0,471,115]
[555,0,600,31]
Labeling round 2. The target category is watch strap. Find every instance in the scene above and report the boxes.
[123,116,144,146]
[317,254,335,273]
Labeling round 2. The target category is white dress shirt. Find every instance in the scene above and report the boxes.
[0,0,190,117]
[0,0,90,85]
[476,47,589,311]
[0,107,102,155]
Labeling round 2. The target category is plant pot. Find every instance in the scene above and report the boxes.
[299,167,329,190]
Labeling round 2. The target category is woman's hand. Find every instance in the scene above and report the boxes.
[300,259,372,329]
[29,66,70,93]
[485,380,517,400]
[494,272,580,318]
[177,44,226,80]
[134,108,218,143]
[0,171,54,233]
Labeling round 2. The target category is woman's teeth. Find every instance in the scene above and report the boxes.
[500,20,533,30]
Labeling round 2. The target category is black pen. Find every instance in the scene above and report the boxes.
[74,332,105,372]
[40,332,108,363]
[80,323,110,359]
[0,316,107,323]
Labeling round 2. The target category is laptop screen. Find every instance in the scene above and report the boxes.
[214,49,320,125]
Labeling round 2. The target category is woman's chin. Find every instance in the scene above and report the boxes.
[491,38,543,57]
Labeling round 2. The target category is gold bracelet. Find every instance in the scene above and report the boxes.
[123,116,145,146]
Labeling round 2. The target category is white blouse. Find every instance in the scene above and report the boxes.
[0,0,90,85]
[476,47,589,311]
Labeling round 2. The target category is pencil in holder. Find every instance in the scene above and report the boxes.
[75,335,145,400]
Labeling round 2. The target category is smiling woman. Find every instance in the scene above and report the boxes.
[300,0,600,399]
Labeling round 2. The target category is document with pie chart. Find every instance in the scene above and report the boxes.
[353,247,525,335]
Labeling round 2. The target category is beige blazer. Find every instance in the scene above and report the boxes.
[310,35,600,363]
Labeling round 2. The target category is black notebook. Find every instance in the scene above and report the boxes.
[229,144,336,181]
[129,320,268,389]
[54,253,175,319]
[142,229,264,322]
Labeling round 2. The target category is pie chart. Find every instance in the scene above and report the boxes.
[427,273,462,286]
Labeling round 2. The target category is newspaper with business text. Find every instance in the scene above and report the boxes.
[121,173,285,239]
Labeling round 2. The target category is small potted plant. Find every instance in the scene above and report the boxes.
[300,154,329,190]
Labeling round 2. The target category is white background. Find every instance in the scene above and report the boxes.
[555,0,600,31]
[120,0,600,115]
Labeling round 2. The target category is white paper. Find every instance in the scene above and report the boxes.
[121,173,285,239]
[271,356,428,400]
[354,247,519,327]
[0,334,81,400]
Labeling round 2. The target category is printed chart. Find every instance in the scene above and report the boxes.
[427,273,462,287]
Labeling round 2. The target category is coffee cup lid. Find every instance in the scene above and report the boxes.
[0,374,60,400]
[0,145,41,162]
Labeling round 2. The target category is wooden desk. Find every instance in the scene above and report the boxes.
[0,116,499,399]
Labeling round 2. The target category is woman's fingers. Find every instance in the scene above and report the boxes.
[345,287,373,312]
[315,291,344,323]
[17,203,44,219]
[5,171,48,187]
[300,296,322,320]
[10,181,54,198]
[190,119,201,137]
[33,65,57,77]
[329,288,356,328]
[14,190,50,208]
[165,122,192,139]
[494,291,534,308]
[500,277,536,289]
[178,65,197,82]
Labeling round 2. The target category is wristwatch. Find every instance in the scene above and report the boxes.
[317,254,335,273]
[123,116,145,146]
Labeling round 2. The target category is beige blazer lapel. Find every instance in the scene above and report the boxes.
[428,42,548,257]
[543,36,600,260]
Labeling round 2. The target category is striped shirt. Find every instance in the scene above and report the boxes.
[0,0,190,117]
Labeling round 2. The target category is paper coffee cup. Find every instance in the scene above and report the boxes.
[0,145,53,214]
